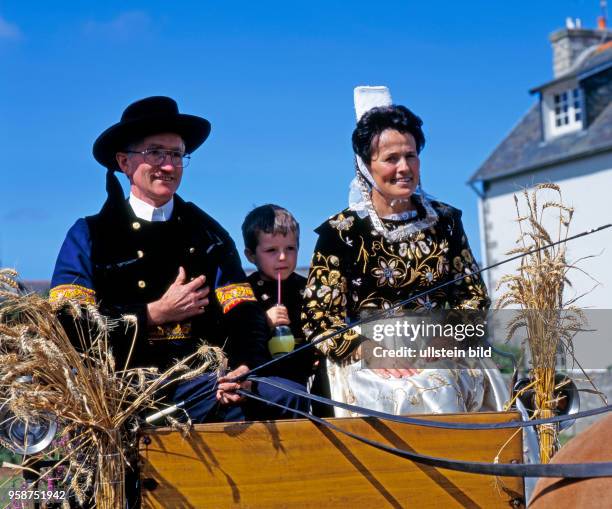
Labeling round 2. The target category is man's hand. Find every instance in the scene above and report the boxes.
[216,365,253,405]
[146,267,209,325]
[265,304,290,328]
[372,368,422,379]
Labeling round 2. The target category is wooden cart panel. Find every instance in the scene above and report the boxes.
[139,412,525,508]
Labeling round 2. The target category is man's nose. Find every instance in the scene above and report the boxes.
[279,251,286,261]
[160,158,175,170]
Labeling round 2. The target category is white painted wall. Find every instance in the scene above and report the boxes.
[482,150,612,308]
[481,151,612,368]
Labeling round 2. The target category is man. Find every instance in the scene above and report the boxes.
[50,96,305,422]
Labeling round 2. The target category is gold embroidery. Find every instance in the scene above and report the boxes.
[49,284,96,305]
[303,207,490,360]
[371,257,404,286]
[215,283,257,314]
[149,322,192,341]
[329,213,354,232]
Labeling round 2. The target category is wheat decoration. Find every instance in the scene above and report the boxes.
[0,268,226,507]
[495,183,591,463]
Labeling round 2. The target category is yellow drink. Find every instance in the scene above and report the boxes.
[269,325,295,358]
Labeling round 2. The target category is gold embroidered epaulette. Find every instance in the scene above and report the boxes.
[49,284,96,305]
[149,322,192,341]
[215,283,257,314]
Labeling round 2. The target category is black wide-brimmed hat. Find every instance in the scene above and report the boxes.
[93,96,211,170]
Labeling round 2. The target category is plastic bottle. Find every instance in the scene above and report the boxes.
[269,324,295,358]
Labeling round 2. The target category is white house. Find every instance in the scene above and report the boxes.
[469,20,612,373]
[470,21,612,308]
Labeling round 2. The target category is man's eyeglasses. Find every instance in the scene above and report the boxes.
[126,149,191,168]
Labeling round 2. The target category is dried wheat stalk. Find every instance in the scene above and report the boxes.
[495,184,587,463]
[0,269,226,507]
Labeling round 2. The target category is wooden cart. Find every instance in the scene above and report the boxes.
[139,411,525,508]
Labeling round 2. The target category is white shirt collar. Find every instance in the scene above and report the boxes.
[128,193,174,222]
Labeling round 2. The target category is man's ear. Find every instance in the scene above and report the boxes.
[116,152,131,177]
[244,248,256,264]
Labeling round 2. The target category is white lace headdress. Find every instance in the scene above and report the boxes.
[348,85,438,242]
[348,86,390,215]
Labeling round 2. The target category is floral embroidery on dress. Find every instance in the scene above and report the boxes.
[302,203,490,361]
[329,214,354,232]
[415,294,438,311]
[372,257,403,286]
[329,214,355,246]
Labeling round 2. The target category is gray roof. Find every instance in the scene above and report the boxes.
[530,44,612,93]
[470,42,612,184]
[469,100,612,183]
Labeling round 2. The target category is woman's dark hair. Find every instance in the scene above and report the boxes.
[351,105,425,163]
[242,204,300,252]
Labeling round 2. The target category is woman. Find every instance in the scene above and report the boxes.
[302,89,493,416]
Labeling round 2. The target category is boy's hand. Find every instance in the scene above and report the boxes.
[265,305,290,328]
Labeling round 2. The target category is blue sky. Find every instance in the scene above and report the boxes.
[0,0,605,279]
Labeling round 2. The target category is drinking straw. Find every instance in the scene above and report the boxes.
[277,270,282,306]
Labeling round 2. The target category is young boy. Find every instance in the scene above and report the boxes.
[241,204,315,387]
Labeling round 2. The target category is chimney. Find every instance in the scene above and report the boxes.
[549,24,608,77]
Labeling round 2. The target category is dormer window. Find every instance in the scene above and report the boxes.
[553,88,582,127]
[542,84,584,139]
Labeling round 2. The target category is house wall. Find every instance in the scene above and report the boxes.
[482,150,612,305]
[480,151,612,371]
